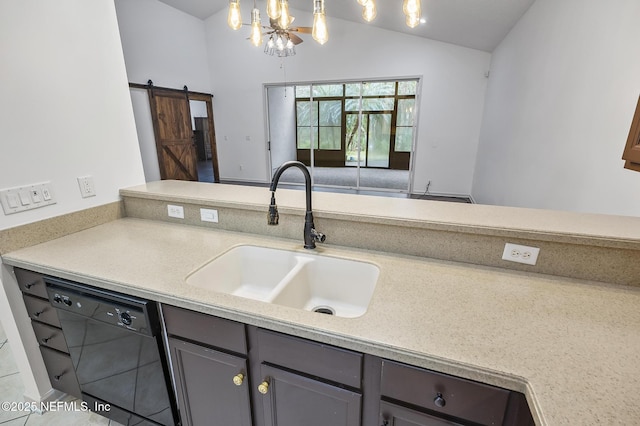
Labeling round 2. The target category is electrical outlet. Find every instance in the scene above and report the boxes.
[200,208,219,223]
[167,204,184,219]
[502,243,540,265]
[77,176,96,198]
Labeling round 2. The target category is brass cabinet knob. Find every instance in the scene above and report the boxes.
[232,373,244,386]
[258,381,269,395]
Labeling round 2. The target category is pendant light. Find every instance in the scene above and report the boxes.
[227,0,242,30]
[250,4,263,47]
[402,0,421,28]
[266,0,281,19]
[278,0,291,29]
[362,1,377,22]
[312,0,329,45]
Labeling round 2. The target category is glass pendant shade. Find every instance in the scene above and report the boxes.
[405,13,420,28]
[362,1,377,22]
[356,0,369,5]
[227,0,242,30]
[402,0,421,16]
[266,0,281,19]
[250,8,263,46]
[278,0,291,28]
[312,0,328,45]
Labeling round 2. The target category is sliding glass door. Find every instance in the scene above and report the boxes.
[267,78,418,192]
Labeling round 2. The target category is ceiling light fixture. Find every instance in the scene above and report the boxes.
[227,0,424,56]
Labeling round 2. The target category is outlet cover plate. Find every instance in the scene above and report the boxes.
[200,208,219,223]
[167,204,184,219]
[502,243,540,266]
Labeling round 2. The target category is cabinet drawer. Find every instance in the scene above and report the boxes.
[15,268,48,299]
[40,346,81,398]
[31,321,68,353]
[162,304,247,355]
[256,328,362,389]
[381,360,509,426]
[22,294,60,327]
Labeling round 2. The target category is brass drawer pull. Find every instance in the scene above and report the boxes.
[258,381,269,395]
[232,373,244,386]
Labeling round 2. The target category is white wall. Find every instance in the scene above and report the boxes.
[472,0,640,216]
[0,0,145,402]
[267,86,297,173]
[204,7,490,194]
[114,0,213,182]
[0,0,145,231]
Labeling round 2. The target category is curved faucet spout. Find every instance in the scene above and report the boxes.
[269,161,312,213]
[268,161,325,249]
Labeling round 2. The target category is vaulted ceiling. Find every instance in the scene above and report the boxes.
[156,0,535,52]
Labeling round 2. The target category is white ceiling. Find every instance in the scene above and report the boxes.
[156,0,535,52]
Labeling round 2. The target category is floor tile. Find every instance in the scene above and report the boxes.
[0,415,29,425]
[24,408,112,426]
[0,373,27,423]
[0,341,19,378]
[0,321,7,344]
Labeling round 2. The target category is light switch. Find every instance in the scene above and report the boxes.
[6,193,19,208]
[19,191,31,206]
[0,182,56,215]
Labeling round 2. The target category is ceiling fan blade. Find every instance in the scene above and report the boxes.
[291,26,312,34]
[289,32,304,45]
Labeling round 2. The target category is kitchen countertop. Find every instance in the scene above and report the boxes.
[3,218,640,425]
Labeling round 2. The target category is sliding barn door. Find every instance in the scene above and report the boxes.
[148,88,198,181]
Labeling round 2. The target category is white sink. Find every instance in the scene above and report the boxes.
[269,255,379,318]
[186,245,379,318]
[186,245,299,301]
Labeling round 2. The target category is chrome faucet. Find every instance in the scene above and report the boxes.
[268,161,326,249]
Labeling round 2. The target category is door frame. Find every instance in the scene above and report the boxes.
[130,82,220,183]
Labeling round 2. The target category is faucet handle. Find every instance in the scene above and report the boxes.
[311,228,326,243]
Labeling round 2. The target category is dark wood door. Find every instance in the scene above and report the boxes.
[258,364,361,426]
[169,338,252,426]
[148,88,199,181]
[380,401,464,426]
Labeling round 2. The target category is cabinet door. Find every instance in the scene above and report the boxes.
[169,338,251,426]
[258,364,361,426]
[380,401,464,426]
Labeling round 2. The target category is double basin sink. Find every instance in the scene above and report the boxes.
[186,245,379,318]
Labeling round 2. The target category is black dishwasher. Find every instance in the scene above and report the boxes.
[45,276,179,426]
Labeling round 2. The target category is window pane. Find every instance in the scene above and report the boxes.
[362,98,394,111]
[296,85,310,98]
[312,84,343,97]
[319,127,341,150]
[345,99,360,111]
[398,80,417,95]
[395,127,413,152]
[345,83,362,97]
[319,101,342,126]
[297,127,318,149]
[368,114,391,167]
[397,99,415,126]
[361,82,395,96]
[296,101,318,126]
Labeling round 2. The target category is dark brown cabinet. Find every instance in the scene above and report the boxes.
[163,305,251,426]
[258,364,361,426]
[13,268,81,398]
[380,359,510,425]
[380,401,464,426]
[250,328,363,426]
[168,338,251,426]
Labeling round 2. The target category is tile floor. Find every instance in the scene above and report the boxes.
[0,322,120,426]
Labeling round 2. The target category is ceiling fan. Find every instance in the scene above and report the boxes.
[262,16,312,46]
[229,0,328,57]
